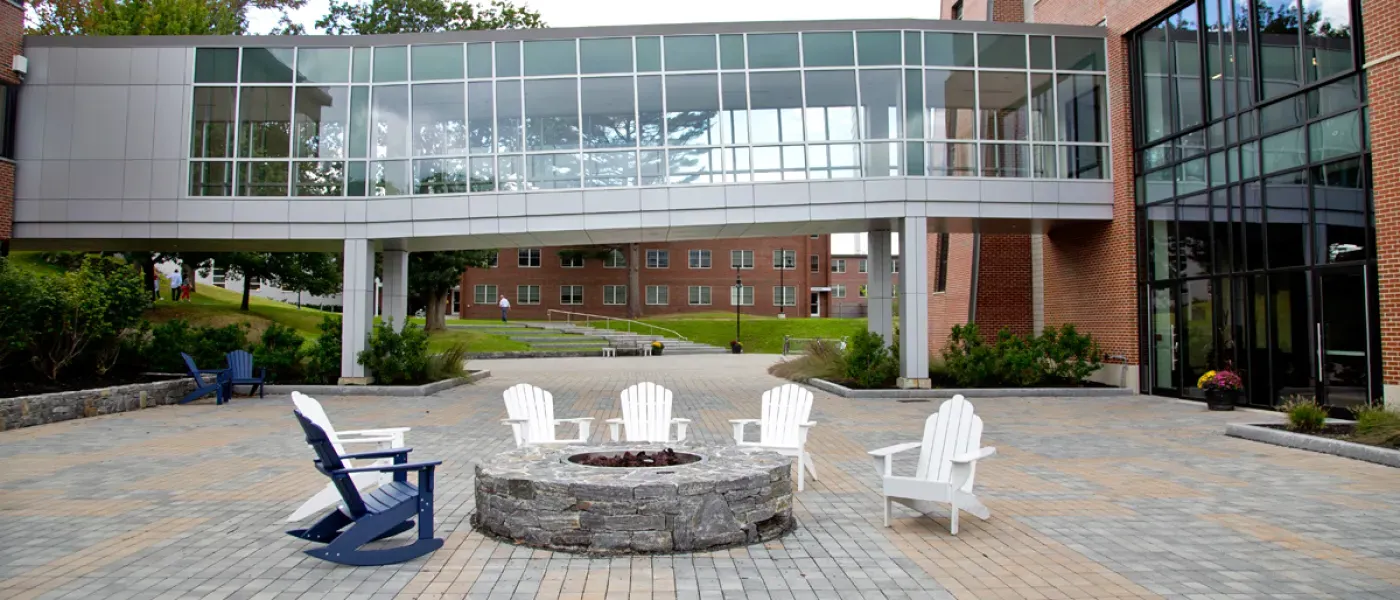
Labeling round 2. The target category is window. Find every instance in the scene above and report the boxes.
[935,234,949,292]
[559,285,583,305]
[246,277,261,291]
[773,286,797,306]
[646,249,669,269]
[689,286,712,305]
[451,287,461,314]
[892,259,899,273]
[211,267,226,287]
[689,249,712,269]
[950,0,962,20]
[488,252,499,268]
[810,255,820,273]
[730,285,755,306]
[518,248,541,267]
[831,259,847,273]
[561,254,584,268]
[604,249,627,268]
[731,250,754,270]
[859,284,868,297]
[474,284,498,304]
[646,285,669,305]
[604,285,627,305]
[858,259,868,273]
[772,250,796,270]
[0,85,16,159]
[833,284,846,298]
[517,285,541,305]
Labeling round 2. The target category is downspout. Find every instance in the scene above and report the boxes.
[968,232,981,323]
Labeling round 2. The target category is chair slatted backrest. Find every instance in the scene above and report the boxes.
[758,384,814,447]
[292,392,348,455]
[293,410,368,517]
[227,350,254,379]
[619,382,673,442]
[180,352,202,380]
[915,395,984,490]
[503,384,557,444]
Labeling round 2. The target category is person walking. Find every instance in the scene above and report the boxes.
[169,267,183,302]
[152,271,161,301]
[498,295,511,322]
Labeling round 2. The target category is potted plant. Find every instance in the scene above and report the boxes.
[1198,369,1244,411]
[651,340,664,356]
[730,340,743,354]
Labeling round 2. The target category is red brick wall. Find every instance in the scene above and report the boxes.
[0,0,23,244]
[942,0,1021,22]
[975,234,1033,337]
[1366,0,1400,387]
[928,233,976,352]
[458,236,828,320]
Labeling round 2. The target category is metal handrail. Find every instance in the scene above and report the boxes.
[546,309,688,342]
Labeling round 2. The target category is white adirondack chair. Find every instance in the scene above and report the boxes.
[730,384,818,491]
[867,395,996,535]
[502,383,593,447]
[287,391,411,522]
[607,382,690,443]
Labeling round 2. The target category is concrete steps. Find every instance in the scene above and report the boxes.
[448,321,727,356]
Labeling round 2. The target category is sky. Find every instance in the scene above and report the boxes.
[247,0,945,35]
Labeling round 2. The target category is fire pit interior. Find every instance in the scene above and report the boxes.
[474,444,794,554]
[567,449,701,468]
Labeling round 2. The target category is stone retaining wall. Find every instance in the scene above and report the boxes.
[0,378,195,431]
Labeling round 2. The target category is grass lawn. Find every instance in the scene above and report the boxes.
[601,316,867,354]
[146,285,335,338]
[426,329,530,353]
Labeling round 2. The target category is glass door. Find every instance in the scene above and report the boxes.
[1149,286,1180,395]
[1180,280,1214,399]
[1316,267,1373,410]
[810,292,821,318]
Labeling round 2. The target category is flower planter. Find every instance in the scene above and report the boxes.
[1205,389,1238,411]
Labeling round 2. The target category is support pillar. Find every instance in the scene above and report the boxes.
[382,250,409,332]
[898,218,930,389]
[867,230,894,345]
[341,239,375,384]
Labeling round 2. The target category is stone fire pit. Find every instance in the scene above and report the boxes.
[473,444,795,554]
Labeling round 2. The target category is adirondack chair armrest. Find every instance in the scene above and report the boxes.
[339,448,413,461]
[503,418,531,424]
[671,418,691,442]
[332,460,442,475]
[338,427,412,436]
[554,418,594,423]
[729,419,759,443]
[868,442,923,477]
[950,447,996,464]
[335,436,399,446]
[605,418,624,442]
[797,421,817,445]
[554,418,592,442]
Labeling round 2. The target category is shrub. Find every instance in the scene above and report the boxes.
[357,320,430,385]
[1351,403,1400,448]
[28,256,149,380]
[1282,396,1328,433]
[303,315,343,384]
[140,320,250,372]
[253,323,305,383]
[769,340,846,382]
[0,258,43,372]
[427,341,471,382]
[1036,324,1104,383]
[993,329,1042,387]
[843,330,897,389]
[942,324,1000,387]
[942,323,1105,388]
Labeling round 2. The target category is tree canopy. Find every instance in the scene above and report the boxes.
[26,0,304,35]
[316,0,542,35]
[409,251,495,331]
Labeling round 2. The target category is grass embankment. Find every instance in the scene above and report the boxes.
[599,315,867,354]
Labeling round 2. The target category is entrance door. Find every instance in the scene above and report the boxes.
[1179,280,1214,399]
[1316,267,1373,410]
[810,292,821,318]
[1149,286,1180,395]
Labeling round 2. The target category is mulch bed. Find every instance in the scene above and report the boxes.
[0,373,182,400]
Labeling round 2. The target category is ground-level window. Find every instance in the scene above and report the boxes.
[604,285,627,305]
[731,250,754,270]
[517,285,541,305]
[730,285,754,306]
[689,286,712,305]
[935,234,949,292]
[831,259,846,273]
[559,285,583,305]
[833,284,846,298]
[646,285,669,305]
[474,284,497,304]
[689,249,711,269]
[646,249,669,269]
[773,286,797,306]
[519,248,541,267]
[773,250,796,270]
[604,249,627,268]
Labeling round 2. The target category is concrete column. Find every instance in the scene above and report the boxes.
[898,218,931,389]
[867,230,894,344]
[1031,233,1045,333]
[382,250,409,332]
[341,238,375,384]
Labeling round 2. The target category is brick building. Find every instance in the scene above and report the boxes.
[457,235,832,320]
[0,0,22,255]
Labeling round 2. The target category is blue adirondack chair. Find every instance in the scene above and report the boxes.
[225,350,267,398]
[180,352,229,405]
[288,410,443,566]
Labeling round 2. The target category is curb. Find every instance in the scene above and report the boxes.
[1225,423,1400,468]
[263,369,491,397]
[807,378,1132,399]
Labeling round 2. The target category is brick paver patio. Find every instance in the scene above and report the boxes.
[2,354,1398,600]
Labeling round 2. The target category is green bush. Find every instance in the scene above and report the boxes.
[941,323,1105,388]
[139,319,250,372]
[1282,396,1328,433]
[426,341,471,382]
[357,320,430,385]
[253,323,305,383]
[0,258,43,372]
[942,324,1001,387]
[303,315,343,384]
[842,330,897,389]
[769,340,846,382]
[28,256,149,380]
[1351,403,1400,448]
[1035,324,1104,382]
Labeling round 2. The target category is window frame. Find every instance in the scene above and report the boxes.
[730,249,754,270]
[772,249,797,270]
[773,285,797,306]
[646,249,670,269]
[645,284,669,305]
[518,248,542,268]
[517,284,541,305]
[833,284,846,298]
[559,285,584,305]
[560,254,584,268]
[689,285,712,305]
[831,258,847,273]
[810,254,820,273]
[0,85,16,159]
[603,284,627,305]
[689,249,712,269]
[604,248,627,269]
[474,284,498,304]
[730,284,755,306]
[934,234,950,292]
[858,259,868,273]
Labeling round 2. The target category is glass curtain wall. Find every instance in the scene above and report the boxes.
[1133,0,1372,409]
[189,29,1108,196]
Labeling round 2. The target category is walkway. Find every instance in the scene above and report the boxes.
[1,355,1397,600]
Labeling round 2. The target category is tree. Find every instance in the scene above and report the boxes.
[25,0,304,35]
[410,251,495,332]
[214,252,339,311]
[316,0,542,35]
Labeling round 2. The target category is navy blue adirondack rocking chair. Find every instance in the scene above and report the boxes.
[288,410,443,566]
[225,350,267,398]
[180,352,229,405]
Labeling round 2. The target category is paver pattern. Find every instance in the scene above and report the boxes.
[1,354,1398,600]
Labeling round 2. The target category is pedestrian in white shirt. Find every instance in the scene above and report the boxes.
[498,295,511,322]
[168,268,183,302]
